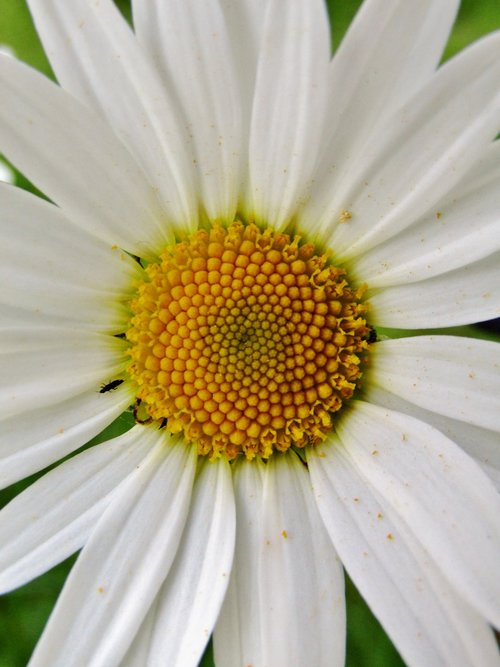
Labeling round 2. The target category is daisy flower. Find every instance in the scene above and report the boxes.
[1,1,500,666]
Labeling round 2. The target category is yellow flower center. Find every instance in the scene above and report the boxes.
[126,221,369,460]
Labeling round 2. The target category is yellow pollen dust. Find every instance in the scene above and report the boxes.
[127,221,369,460]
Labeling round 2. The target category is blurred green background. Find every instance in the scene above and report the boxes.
[0,1,499,666]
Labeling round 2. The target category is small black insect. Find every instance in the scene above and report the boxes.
[366,327,377,344]
[99,379,124,393]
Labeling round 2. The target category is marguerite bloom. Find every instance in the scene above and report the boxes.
[1,0,499,665]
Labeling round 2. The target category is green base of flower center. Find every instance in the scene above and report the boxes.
[126,221,369,459]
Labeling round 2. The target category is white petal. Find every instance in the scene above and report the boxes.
[0,158,14,184]
[368,336,500,431]
[0,427,153,593]
[0,55,167,258]
[336,401,500,627]
[132,0,242,222]
[369,252,500,328]
[353,146,500,287]
[126,458,235,667]
[0,385,132,490]
[119,611,156,667]
[214,455,345,667]
[218,0,267,214]
[480,463,500,491]
[309,440,500,667]
[364,383,500,491]
[27,0,197,231]
[303,0,459,237]
[248,0,330,228]
[328,0,458,131]
[0,183,142,331]
[312,33,500,256]
[0,329,127,419]
[451,136,500,196]
[29,437,197,667]
[214,460,265,667]
[218,0,266,111]
[258,454,345,667]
